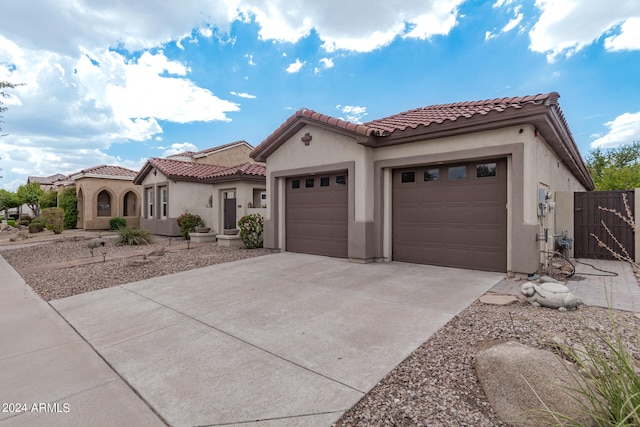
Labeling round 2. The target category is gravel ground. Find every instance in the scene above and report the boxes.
[1,233,273,301]
[2,233,639,426]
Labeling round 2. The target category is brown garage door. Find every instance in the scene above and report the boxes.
[392,159,507,272]
[286,172,348,257]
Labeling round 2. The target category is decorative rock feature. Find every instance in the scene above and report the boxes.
[145,246,166,258]
[87,238,106,249]
[521,282,582,311]
[479,293,519,305]
[9,230,28,241]
[475,341,594,427]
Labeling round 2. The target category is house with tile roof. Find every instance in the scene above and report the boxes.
[251,92,594,276]
[134,143,266,237]
[69,165,141,230]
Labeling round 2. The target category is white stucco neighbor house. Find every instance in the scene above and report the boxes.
[250,92,594,276]
[134,142,266,237]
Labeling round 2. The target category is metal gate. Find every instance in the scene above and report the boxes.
[574,191,634,259]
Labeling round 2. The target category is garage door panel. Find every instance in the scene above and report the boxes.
[393,159,507,272]
[286,172,348,258]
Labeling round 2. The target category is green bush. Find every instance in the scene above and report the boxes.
[39,189,58,209]
[117,227,152,245]
[18,219,30,226]
[19,214,33,223]
[7,219,16,227]
[238,213,264,249]
[58,187,77,229]
[28,222,44,233]
[41,207,64,234]
[109,217,127,230]
[176,213,203,240]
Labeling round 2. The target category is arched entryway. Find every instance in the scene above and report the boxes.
[123,191,137,217]
[97,190,112,217]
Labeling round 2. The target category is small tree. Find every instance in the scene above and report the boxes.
[16,182,45,218]
[0,189,20,220]
[41,207,64,234]
[587,142,640,190]
[58,187,77,229]
[40,189,58,209]
[238,213,264,249]
[176,213,203,239]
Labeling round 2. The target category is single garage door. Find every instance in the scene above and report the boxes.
[286,172,348,257]
[393,158,507,272]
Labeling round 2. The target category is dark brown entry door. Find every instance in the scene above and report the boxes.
[224,198,236,229]
[392,158,507,272]
[286,172,348,257]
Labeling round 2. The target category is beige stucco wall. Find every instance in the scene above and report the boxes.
[263,122,590,275]
[75,177,140,230]
[195,144,255,167]
[138,171,266,236]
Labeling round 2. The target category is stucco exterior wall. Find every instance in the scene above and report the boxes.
[75,177,140,230]
[138,171,266,237]
[195,144,254,167]
[263,122,590,275]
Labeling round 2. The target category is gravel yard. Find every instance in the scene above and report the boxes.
[2,232,639,426]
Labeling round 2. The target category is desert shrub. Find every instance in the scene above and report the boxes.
[28,221,44,233]
[176,213,203,239]
[7,219,16,227]
[18,219,30,226]
[41,207,64,234]
[58,187,77,229]
[117,227,152,245]
[109,217,127,230]
[238,213,264,249]
[550,311,640,426]
[19,214,33,223]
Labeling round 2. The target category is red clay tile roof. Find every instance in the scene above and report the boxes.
[206,162,266,178]
[28,173,69,185]
[71,165,138,179]
[148,158,226,180]
[134,158,266,184]
[364,93,561,135]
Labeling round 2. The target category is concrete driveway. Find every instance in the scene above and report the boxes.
[51,252,503,426]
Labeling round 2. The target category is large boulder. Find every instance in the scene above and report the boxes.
[475,341,595,426]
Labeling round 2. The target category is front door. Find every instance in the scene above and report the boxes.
[224,197,236,229]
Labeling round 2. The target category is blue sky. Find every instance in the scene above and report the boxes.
[1,0,639,191]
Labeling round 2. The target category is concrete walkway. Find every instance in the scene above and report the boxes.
[0,256,165,426]
[490,258,640,312]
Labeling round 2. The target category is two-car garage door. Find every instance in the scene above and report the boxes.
[392,158,507,272]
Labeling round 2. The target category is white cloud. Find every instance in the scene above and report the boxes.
[590,112,640,149]
[160,142,200,157]
[336,105,368,123]
[604,17,640,51]
[502,6,523,33]
[529,0,640,61]
[233,0,465,52]
[315,58,334,74]
[245,53,256,65]
[286,59,305,73]
[230,91,257,99]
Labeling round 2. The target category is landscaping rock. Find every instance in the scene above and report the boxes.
[145,246,165,258]
[87,238,106,249]
[475,341,594,427]
[9,230,28,241]
[479,293,519,305]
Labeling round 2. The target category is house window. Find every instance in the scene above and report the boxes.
[448,166,467,180]
[160,187,167,219]
[336,175,347,185]
[292,179,300,189]
[147,187,154,218]
[424,168,440,182]
[97,190,111,217]
[476,163,497,178]
[401,171,415,183]
[320,177,330,187]
[305,178,314,188]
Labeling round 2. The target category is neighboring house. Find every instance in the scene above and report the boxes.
[69,165,141,230]
[167,140,256,167]
[251,92,594,276]
[28,173,69,191]
[133,155,267,237]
